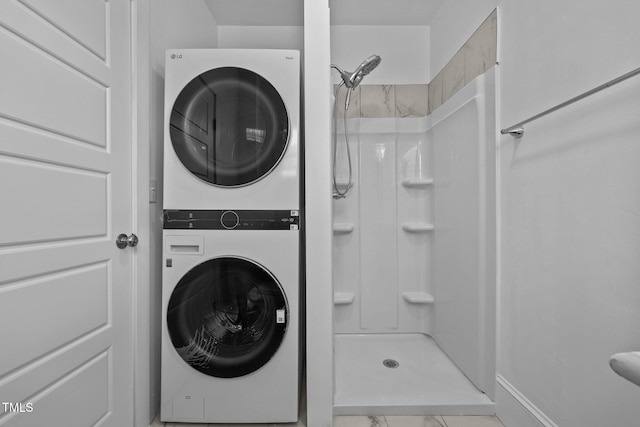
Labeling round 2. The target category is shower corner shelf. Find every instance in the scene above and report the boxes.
[402,292,435,304]
[334,292,355,305]
[333,223,355,234]
[401,178,434,189]
[401,222,434,233]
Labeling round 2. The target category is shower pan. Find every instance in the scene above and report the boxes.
[334,335,492,415]
[332,69,498,416]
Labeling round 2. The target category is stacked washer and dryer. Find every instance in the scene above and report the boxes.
[161,49,301,423]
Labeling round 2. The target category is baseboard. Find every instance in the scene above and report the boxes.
[495,375,558,427]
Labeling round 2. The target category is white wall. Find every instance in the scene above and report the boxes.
[498,2,640,426]
[151,0,219,50]
[140,1,218,424]
[433,2,640,426]
[134,3,152,426]
[330,25,429,84]
[218,26,304,52]
[304,1,334,426]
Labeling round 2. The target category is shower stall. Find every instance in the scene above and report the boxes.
[331,62,498,415]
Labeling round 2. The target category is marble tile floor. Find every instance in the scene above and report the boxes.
[150,414,505,427]
[335,416,505,427]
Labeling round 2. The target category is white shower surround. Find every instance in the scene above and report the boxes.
[333,115,434,335]
[431,67,497,398]
[333,68,497,412]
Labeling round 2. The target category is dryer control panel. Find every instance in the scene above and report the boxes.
[163,209,300,230]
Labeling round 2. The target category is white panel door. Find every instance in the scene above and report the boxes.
[0,0,133,426]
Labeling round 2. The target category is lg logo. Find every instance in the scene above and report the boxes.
[170,53,183,60]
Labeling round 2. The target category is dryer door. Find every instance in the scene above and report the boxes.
[169,67,289,187]
[167,257,288,378]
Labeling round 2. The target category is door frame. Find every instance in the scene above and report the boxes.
[131,1,155,426]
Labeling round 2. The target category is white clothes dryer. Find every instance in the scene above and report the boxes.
[160,209,300,423]
[163,49,300,210]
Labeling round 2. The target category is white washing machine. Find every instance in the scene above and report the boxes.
[163,49,300,210]
[161,209,301,423]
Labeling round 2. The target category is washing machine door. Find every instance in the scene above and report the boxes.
[167,257,288,378]
[169,67,289,187]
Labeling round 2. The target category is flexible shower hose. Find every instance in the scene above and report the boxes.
[332,83,353,199]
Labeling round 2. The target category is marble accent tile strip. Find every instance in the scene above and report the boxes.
[442,49,466,101]
[429,8,497,114]
[395,84,429,118]
[333,84,428,119]
[361,84,396,118]
[464,9,498,86]
[333,85,362,119]
[428,72,443,116]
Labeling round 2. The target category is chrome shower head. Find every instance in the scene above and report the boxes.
[353,55,381,79]
[331,55,382,89]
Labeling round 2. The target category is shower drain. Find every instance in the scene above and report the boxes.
[382,359,399,369]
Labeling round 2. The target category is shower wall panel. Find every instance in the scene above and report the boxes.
[359,133,398,329]
[396,132,434,332]
[333,118,434,335]
[333,132,361,331]
[431,68,497,399]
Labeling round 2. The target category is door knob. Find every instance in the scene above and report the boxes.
[116,233,139,249]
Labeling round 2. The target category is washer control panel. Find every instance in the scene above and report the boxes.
[220,210,240,229]
[163,210,300,230]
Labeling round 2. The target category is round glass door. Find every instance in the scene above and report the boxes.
[167,257,288,378]
[170,67,290,187]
